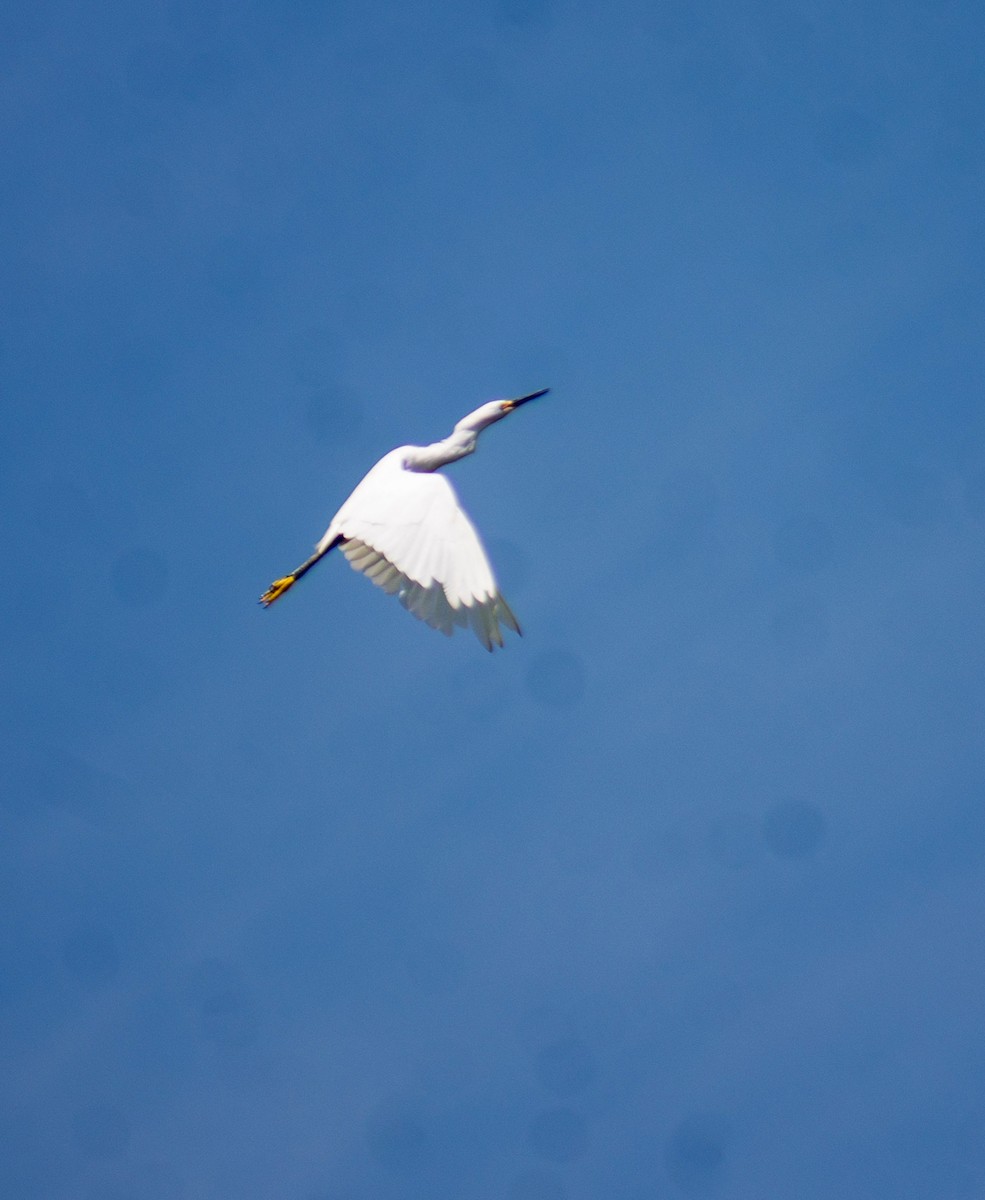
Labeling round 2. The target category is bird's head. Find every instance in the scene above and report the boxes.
[456,389,550,435]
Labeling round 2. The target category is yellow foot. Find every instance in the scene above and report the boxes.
[259,575,296,606]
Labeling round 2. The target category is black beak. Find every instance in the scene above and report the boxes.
[505,387,550,410]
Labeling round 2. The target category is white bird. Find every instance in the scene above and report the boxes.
[260,388,549,650]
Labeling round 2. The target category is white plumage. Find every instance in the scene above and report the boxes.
[260,389,548,650]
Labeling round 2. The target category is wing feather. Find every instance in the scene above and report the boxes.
[345,543,376,567]
[365,556,393,581]
[495,593,522,635]
[375,563,401,591]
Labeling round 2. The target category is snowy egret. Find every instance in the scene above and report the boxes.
[260,388,549,650]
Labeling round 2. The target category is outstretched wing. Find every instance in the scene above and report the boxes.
[327,455,520,651]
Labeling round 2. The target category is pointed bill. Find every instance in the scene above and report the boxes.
[502,387,549,412]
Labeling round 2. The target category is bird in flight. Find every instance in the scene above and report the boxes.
[260,388,549,651]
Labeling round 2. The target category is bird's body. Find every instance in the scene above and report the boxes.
[260,389,548,650]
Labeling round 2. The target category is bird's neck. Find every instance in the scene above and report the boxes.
[402,429,477,472]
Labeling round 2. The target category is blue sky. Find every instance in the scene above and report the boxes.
[4,1,985,1197]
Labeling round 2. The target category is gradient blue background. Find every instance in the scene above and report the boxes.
[4,2,985,1197]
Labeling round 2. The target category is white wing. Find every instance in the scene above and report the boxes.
[324,452,520,651]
